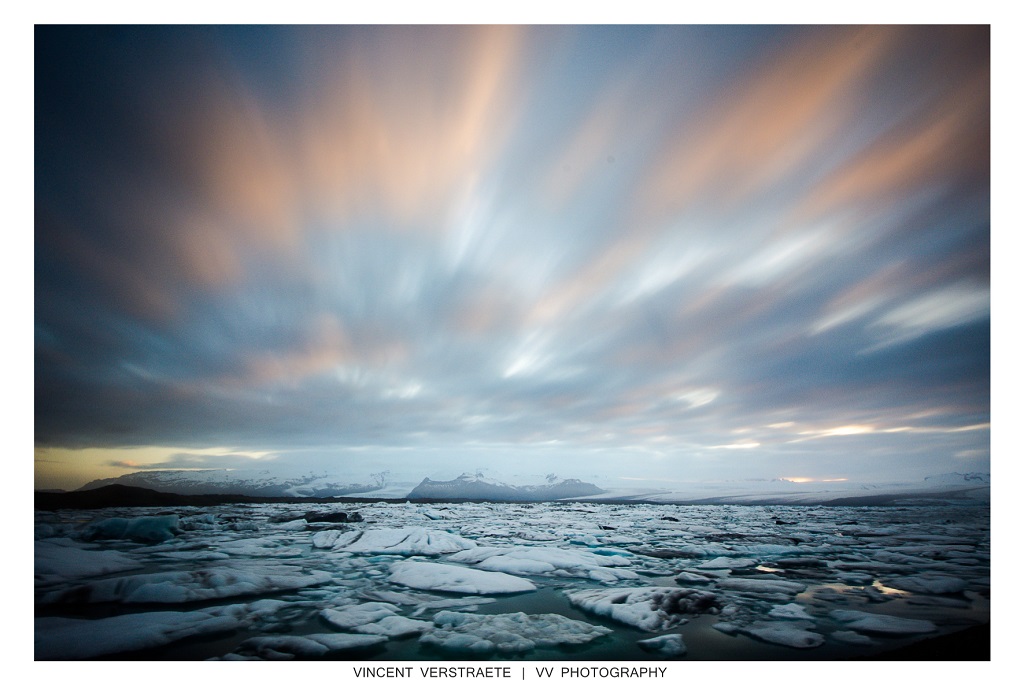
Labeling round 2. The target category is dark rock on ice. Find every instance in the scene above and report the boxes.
[304,510,363,523]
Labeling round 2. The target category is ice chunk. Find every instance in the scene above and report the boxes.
[203,598,307,632]
[886,575,969,594]
[353,615,433,638]
[320,602,400,629]
[388,560,537,594]
[741,621,824,649]
[307,632,387,651]
[35,611,238,659]
[567,587,720,631]
[831,609,937,635]
[80,515,180,544]
[324,527,477,555]
[717,577,807,597]
[41,566,333,604]
[448,546,633,581]
[674,571,713,585]
[638,634,687,657]
[35,540,143,587]
[830,630,875,646]
[420,611,611,653]
[215,537,303,557]
[696,557,757,570]
[410,596,497,617]
[237,633,386,659]
[768,603,812,621]
[311,529,346,549]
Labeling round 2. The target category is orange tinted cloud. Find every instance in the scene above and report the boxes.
[795,70,989,223]
[641,27,899,221]
[298,25,525,228]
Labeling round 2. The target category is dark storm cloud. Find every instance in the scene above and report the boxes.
[35,25,989,481]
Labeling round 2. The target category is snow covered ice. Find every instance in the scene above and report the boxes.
[420,611,611,654]
[388,559,538,594]
[34,501,989,660]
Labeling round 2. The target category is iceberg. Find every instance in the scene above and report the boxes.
[389,560,537,594]
[740,621,824,649]
[638,633,687,656]
[316,527,477,555]
[35,540,143,587]
[886,575,969,595]
[567,587,720,631]
[321,602,401,629]
[41,566,333,604]
[236,633,386,659]
[831,609,937,635]
[35,611,237,659]
[420,611,611,653]
[449,546,635,582]
[79,515,181,544]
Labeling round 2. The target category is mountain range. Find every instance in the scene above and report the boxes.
[65,469,990,506]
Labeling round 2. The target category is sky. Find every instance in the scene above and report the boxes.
[34,24,990,490]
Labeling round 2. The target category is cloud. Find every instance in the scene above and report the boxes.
[106,459,145,469]
[34,26,989,484]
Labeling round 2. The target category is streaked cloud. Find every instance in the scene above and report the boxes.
[35,25,989,489]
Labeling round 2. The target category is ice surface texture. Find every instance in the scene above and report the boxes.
[36,611,238,659]
[33,502,989,660]
[80,515,181,543]
[420,611,611,653]
[567,587,720,631]
[388,560,538,594]
[831,610,937,635]
[35,540,144,587]
[313,527,477,555]
[449,545,636,582]
[42,566,333,604]
[638,634,687,656]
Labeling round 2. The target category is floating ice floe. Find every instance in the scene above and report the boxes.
[738,621,824,649]
[768,603,813,620]
[420,611,611,654]
[696,557,758,570]
[717,576,807,598]
[353,615,434,638]
[214,537,304,557]
[314,527,477,555]
[674,571,713,585]
[567,587,720,631]
[35,611,238,659]
[40,566,333,604]
[831,609,937,635]
[204,598,312,632]
[830,630,875,646]
[321,602,401,629]
[35,540,143,587]
[886,575,969,595]
[388,560,537,594]
[236,633,387,659]
[410,596,497,616]
[638,634,687,656]
[448,546,636,582]
[79,515,181,544]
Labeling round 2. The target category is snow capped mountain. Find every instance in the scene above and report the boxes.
[73,467,989,505]
[77,469,379,498]
[407,472,605,501]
